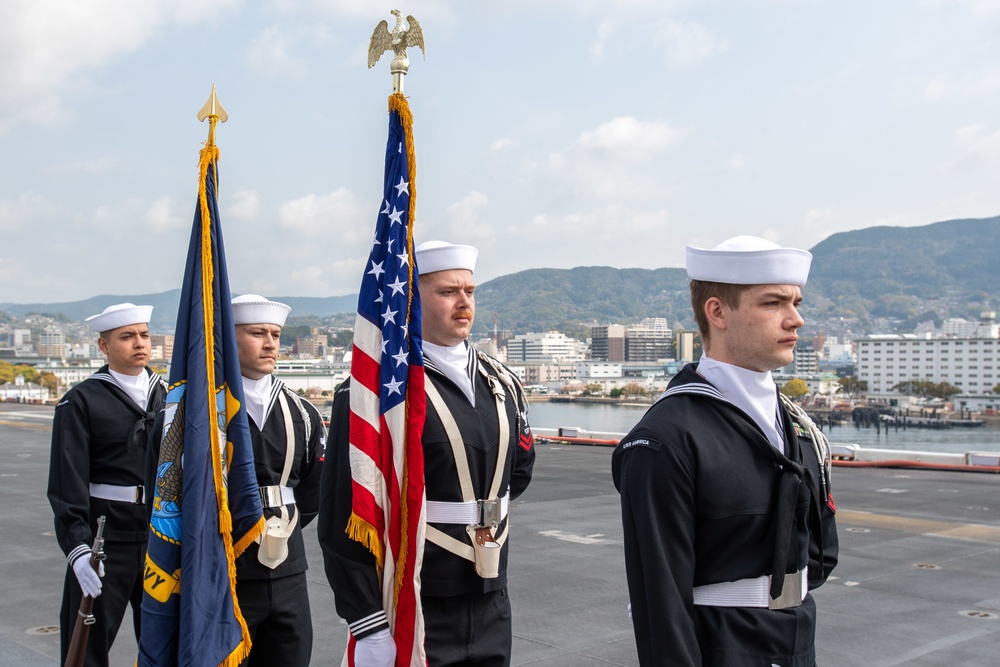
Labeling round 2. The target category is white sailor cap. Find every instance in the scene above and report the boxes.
[685,236,812,287]
[415,240,478,275]
[232,294,291,326]
[86,303,153,333]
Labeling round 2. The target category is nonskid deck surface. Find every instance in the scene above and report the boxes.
[2,403,998,666]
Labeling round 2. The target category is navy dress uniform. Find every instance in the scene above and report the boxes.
[145,295,326,666]
[612,237,839,666]
[48,303,166,667]
[319,241,536,667]
[230,295,326,667]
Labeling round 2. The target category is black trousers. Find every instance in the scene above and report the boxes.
[422,588,512,667]
[237,573,313,667]
[59,540,145,667]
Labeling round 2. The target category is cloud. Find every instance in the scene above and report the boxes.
[924,0,1000,19]
[246,25,310,78]
[921,67,1000,102]
[278,188,368,238]
[806,208,833,222]
[947,123,1000,171]
[534,116,684,202]
[225,190,263,221]
[50,157,119,175]
[489,138,517,152]
[0,0,244,132]
[726,154,746,170]
[143,197,187,233]
[589,19,615,58]
[653,19,730,70]
[0,192,58,232]
[577,116,681,156]
[88,196,186,238]
[445,191,489,221]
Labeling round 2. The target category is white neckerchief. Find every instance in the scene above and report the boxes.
[423,340,475,406]
[242,374,274,430]
[109,368,150,409]
[698,355,784,452]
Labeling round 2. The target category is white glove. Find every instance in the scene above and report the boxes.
[72,555,103,598]
[354,628,395,667]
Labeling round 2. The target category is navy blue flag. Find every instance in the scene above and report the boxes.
[140,132,264,666]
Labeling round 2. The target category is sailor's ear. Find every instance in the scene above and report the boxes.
[704,297,728,331]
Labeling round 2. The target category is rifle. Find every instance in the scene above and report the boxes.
[64,515,106,667]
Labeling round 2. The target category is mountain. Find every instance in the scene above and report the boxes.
[474,267,692,334]
[806,215,1000,320]
[0,291,360,334]
[0,290,183,332]
[3,215,997,334]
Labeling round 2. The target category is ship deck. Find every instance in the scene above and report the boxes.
[2,402,999,666]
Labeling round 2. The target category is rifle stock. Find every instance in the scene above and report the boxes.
[64,515,106,667]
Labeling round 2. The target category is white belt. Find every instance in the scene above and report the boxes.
[90,483,144,504]
[259,485,296,509]
[425,493,509,526]
[692,568,808,609]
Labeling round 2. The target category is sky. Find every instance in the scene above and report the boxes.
[2,0,999,304]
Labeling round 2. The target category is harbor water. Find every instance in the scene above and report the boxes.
[527,400,1000,455]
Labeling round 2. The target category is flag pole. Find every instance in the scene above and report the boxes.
[343,11,429,666]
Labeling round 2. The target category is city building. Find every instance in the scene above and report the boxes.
[780,348,819,375]
[625,323,672,362]
[294,328,328,358]
[150,334,175,361]
[856,330,1000,398]
[0,375,49,402]
[36,329,67,359]
[505,331,587,363]
[590,324,625,362]
[674,331,696,363]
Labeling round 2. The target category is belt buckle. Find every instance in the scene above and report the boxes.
[260,486,278,508]
[477,498,501,528]
[768,571,803,610]
[134,485,144,504]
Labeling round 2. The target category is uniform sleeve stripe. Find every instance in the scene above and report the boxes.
[67,544,91,565]
[349,610,390,638]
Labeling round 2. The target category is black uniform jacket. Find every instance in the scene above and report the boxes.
[318,352,535,639]
[611,364,839,667]
[146,380,325,580]
[48,366,166,553]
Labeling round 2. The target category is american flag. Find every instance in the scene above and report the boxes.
[347,92,428,667]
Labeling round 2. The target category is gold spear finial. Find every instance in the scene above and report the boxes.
[198,84,228,123]
[197,84,227,148]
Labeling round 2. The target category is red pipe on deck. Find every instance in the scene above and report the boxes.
[832,459,1000,474]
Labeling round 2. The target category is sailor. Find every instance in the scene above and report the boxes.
[319,240,536,666]
[47,302,167,667]
[227,295,326,666]
[612,236,839,666]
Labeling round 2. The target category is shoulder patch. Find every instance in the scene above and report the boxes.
[618,437,663,452]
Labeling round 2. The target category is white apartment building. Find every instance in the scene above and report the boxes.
[505,331,587,363]
[941,312,998,339]
[856,333,1000,396]
[576,362,622,379]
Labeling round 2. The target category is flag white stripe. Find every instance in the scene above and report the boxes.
[353,313,383,363]
[348,444,383,504]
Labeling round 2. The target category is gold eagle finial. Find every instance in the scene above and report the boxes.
[368,10,425,93]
